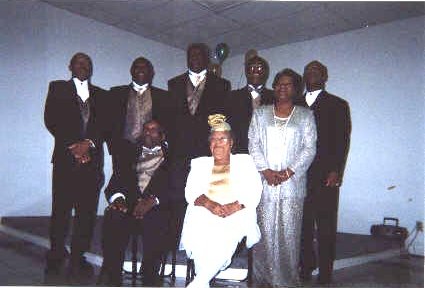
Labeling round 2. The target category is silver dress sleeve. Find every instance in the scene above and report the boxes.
[248,108,268,172]
[288,109,317,176]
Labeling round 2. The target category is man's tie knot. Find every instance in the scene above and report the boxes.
[248,85,263,94]
[139,146,163,159]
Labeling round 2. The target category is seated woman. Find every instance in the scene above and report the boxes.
[179,114,263,288]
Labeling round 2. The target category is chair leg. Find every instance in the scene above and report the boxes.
[185,258,195,286]
[159,253,166,277]
[131,234,138,286]
[171,248,177,281]
[247,248,253,285]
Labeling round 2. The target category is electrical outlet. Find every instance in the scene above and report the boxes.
[416,221,423,232]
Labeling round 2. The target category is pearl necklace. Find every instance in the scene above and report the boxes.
[273,105,295,131]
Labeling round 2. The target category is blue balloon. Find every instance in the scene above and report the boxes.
[215,43,229,64]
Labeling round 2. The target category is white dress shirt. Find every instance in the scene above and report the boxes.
[248,84,263,100]
[132,81,149,94]
[189,69,207,87]
[73,77,89,102]
[305,89,322,106]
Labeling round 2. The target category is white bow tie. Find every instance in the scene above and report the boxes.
[140,146,162,157]
[133,83,149,94]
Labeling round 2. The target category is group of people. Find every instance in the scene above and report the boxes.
[44,42,351,287]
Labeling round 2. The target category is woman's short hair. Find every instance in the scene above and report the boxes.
[272,68,303,98]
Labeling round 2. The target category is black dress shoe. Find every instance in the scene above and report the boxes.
[69,256,94,277]
[45,258,64,275]
[300,271,312,282]
[97,269,121,287]
[317,273,332,285]
[318,262,333,285]
[45,249,68,275]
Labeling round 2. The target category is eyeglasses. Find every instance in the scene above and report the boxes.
[209,137,230,144]
[247,64,264,74]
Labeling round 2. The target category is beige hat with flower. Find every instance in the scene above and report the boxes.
[208,114,231,132]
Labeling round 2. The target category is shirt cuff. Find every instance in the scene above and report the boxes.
[154,196,160,205]
[109,193,125,204]
[85,139,95,148]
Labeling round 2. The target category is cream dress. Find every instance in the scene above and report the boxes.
[180,154,262,288]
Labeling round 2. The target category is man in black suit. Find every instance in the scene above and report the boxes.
[44,52,106,276]
[297,60,351,284]
[166,42,231,262]
[100,57,170,285]
[99,120,171,286]
[226,55,273,153]
[105,56,170,167]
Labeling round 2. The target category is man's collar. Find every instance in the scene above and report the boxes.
[188,69,207,77]
[305,89,323,106]
[72,77,88,85]
[132,81,149,92]
[305,89,322,95]
[248,84,264,91]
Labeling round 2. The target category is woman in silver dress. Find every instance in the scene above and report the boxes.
[248,68,317,287]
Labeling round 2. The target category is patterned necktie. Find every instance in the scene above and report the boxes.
[194,75,201,87]
[187,77,206,115]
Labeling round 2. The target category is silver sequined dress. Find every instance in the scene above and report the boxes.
[248,105,317,287]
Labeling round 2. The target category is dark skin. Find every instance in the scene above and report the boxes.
[187,46,208,73]
[245,58,268,86]
[261,75,296,186]
[130,58,154,86]
[304,61,339,187]
[108,120,165,218]
[67,53,94,165]
[194,131,244,218]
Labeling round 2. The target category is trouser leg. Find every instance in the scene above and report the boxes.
[300,195,316,277]
[316,189,339,282]
[48,166,73,261]
[99,208,131,285]
[141,210,167,286]
[70,182,101,259]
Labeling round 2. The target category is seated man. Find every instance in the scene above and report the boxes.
[98,120,171,286]
[179,114,263,288]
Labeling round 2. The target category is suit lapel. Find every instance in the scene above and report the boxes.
[118,85,132,135]
[243,87,254,117]
[68,79,84,117]
[310,90,325,110]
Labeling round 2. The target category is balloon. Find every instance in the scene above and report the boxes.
[245,49,258,63]
[215,43,229,64]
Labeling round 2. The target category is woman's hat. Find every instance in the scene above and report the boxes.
[208,114,231,132]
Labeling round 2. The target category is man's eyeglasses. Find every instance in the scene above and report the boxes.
[247,64,264,74]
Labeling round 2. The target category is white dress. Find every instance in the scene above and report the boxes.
[180,154,263,288]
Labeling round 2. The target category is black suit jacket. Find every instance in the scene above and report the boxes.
[226,86,274,153]
[104,85,171,203]
[44,80,106,171]
[105,85,171,159]
[167,72,231,160]
[296,90,351,189]
[104,144,171,209]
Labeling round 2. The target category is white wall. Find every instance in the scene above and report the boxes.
[1,0,423,254]
[0,0,186,216]
[223,16,425,245]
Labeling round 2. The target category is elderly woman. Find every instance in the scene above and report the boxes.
[248,69,317,287]
[180,114,262,288]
